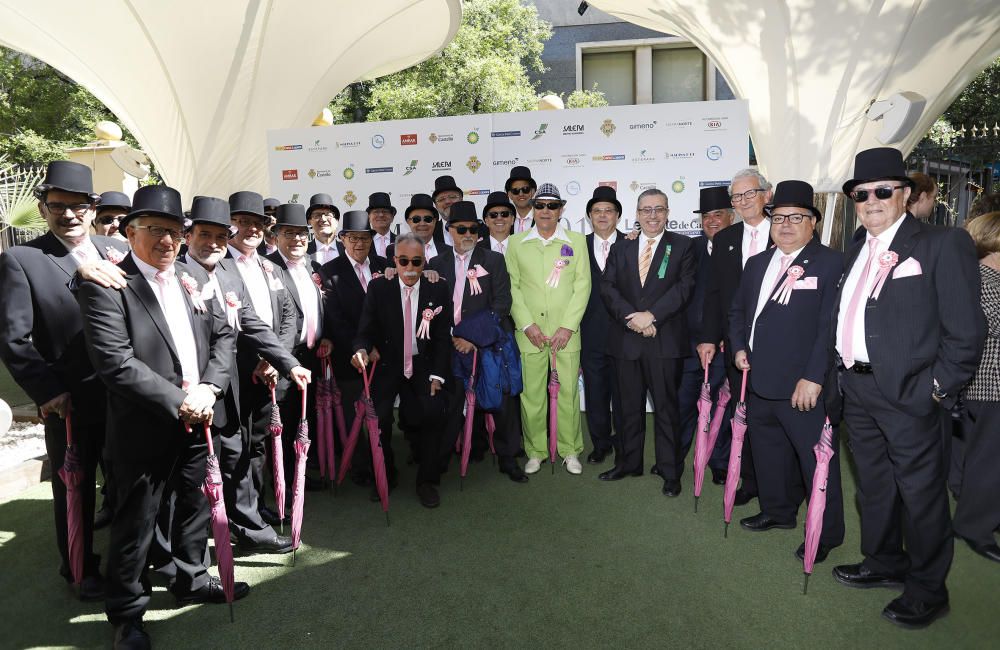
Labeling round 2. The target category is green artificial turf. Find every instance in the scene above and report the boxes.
[0,418,997,649]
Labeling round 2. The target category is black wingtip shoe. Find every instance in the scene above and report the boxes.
[113,619,150,650]
[881,596,949,629]
[832,563,905,590]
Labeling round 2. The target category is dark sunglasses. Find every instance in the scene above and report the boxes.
[487,210,512,219]
[509,187,533,195]
[396,256,424,267]
[407,215,436,224]
[96,215,122,225]
[533,201,562,211]
[850,185,904,203]
[448,225,477,235]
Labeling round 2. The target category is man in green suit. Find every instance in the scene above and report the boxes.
[506,183,591,474]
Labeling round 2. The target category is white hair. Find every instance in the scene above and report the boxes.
[728,168,772,194]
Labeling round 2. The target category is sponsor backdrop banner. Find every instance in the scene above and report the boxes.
[267,100,748,236]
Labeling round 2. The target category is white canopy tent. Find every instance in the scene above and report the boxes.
[0,0,463,199]
[590,0,1000,235]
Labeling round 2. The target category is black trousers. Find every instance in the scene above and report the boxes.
[615,356,682,479]
[953,400,1000,545]
[678,354,731,475]
[842,371,953,605]
[218,398,274,544]
[105,429,210,624]
[442,381,522,467]
[240,376,278,511]
[581,347,624,455]
[747,393,845,546]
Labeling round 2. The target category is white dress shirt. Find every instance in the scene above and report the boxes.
[228,246,274,328]
[490,236,509,255]
[513,209,533,234]
[399,279,444,385]
[522,223,571,246]
[57,236,101,266]
[741,219,772,268]
[836,213,908,364]
[373,232,392,258]
[423,239,440,262]
[749,245,804,350]
[280,252,322,344]
[592,231,618,272]
[313,240,339,266]
[133,255,200,387]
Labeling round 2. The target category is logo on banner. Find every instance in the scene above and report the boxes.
[665,151,696,159]
[490,130,520,138]
[561,154,584,167]
[336,140,360,149]
[493,158,519,167]
[343,166,355,180]
[365,166,393,174]
[275,144,302,151]
[631,150,656,163]
[467,130,480,144]
[429,133,454,144]
[629,181,657,193]
[598,181,618,191]
[672,179,686,193]
[562,124,584,135]
[281,169,298,180]
[601,119,617,137]
[699,180,731,187]
[403,160,418,176]
[308,140,328,152]
[664,121,693,129]
[372,134,385,149]
[527,157,552,164]
[703,117,726,130]
[706,145,723,161]
[465,189,490,196]
[565,181,581,196]
[591,154,626,161]
[629,121,657,130]
[400,134,418,146]
[289,193,300,203]
[466,156,482,173]
[532,124,548,140]
[343,191,357,207]
[307,168,331,179]
[431,161,452,171]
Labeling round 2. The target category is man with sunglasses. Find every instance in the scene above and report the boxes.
[0,161,129,603]
[479,191,516,255]
[507,183,591,475]
[728,180,845,559]
[93,191,131,241]
[432,175,462,246]
[353,232,452,508]
[830,148,984,629]
[387,194,451,262]
[305,193,342,265]
[505,165,536,234]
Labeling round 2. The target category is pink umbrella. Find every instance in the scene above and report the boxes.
[268,387,286,534]
[802,417,836,595]
[484,413,497,466]
[359,358,390,526]
[335,398,366,486]
[57,414,84,587]
[708,379,732,450]
[723,368,750,538]
[548,347,559,474]
[314,363,330,482]
[692,364,714,512]
[193,422,236,621]
[459,350,481,489]
[290,387,310,565]
[329,362,349,447]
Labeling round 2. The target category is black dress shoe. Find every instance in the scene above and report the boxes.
[417,483,440,508]
[587,448,612,464]
[174,576,250,605]
[499,461,529,483]
[650,465,663,478]
[598,467,642,481]
[832,563,905,589]
[79,574,106,601]
[113,619,150,650]
[238,534,294,555]
[956,534,1000,563]
[662,479,682,497]
[94,504,113,530]
[734,488,756,506]
[258,506,289,527]
[795,542,837,564]
[739,512,796,532]
[882,596,949,629]
[711,468,727,486]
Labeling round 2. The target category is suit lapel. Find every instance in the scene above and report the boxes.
[757,239,819,317]
[640,235,669,296]
[40,231,81,279]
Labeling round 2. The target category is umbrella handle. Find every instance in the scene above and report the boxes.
[470,348,478,386]
[203,423,214,456]
[270,385,276,405]
[703,363,709,384]
[65,413,73,446]
[739,367,748,403]
[360,358,377,399]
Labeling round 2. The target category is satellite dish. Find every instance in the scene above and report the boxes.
[867,91,926,145]
[110,145,151,179]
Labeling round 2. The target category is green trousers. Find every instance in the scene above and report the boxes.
[520,346,583,459]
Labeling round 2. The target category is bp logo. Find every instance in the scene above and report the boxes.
[343,191,357,207]
[466,155,482,173]
[467,131,480,144]
[672,180,685,193]
[403,160,418,176]
[532,123,548,140]
[601,119,616,137]
[343,166,355,180]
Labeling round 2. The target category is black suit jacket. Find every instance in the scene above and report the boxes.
[223,248,298,345]
[385,241,452,264]
[700,222,773,348]
[685,235,712,355]
[600,231,697,360]
[76,254,236,462]
[427,246,512,329]
[318,254,388,379]
[353,277,452,381]
[729,238,843,400]
[581,231,626,353]
[830,214,984,415]
[0,232,129,405]
[266,251,325,347]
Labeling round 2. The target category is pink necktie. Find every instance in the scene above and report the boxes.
[403,286,414,378]
[498,241,505,254]
[601,240,610,270]
[748,229,759,257]
[517,217,528,233]
[453,253,468,325]
[770,254,793,297]
[71,245,94,266]
[154,269,174,303]
[356,262,368,292]
[841,238,880,368]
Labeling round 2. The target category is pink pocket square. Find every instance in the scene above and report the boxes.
[892,257,922,279]
[792,277,818,290]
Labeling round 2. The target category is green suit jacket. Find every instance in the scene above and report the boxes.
[506,228,591,353]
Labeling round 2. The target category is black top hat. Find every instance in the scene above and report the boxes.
[274,203,309,228]
[263,197,280,210]
[405,194,439,220]
[483,191,515,217]
[693,186,731,214]
[340,210,373,233]
[447,201,479,224]
[842,147,915,195]
[432,175,462,200]
[123,185,185,226]
[34,161,98,201]
[188,196,232,229]
[586,185,622,216]
[504,165,536,192]
[307,193,339,218]
[229,191,266,218]
[366,192,396,216]
[766,180,821,220]
[97,191,131,212]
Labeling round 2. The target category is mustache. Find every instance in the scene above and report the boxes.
[402,271,420,279]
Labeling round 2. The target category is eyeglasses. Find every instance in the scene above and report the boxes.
[232,216,266,229]
[590,208,618,216]
[435,193,461,203]
[509,187,533,195]
[850,186,905,203]
[448,225,477,235]
[730,188,764,204]
[279,230,309,240]
[769,213,814,225]
[369,209,393,217]
[45,202,93,215]
[637,206,668,216]
[408,215,436,224]
[486,210,512,219]
[310,211,336,220]
[532,201,562,211]
[132,224,184,242]
[343,235,372,245]
[96,215,122,226]
[396,256,424,267]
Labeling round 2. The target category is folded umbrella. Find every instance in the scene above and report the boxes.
[57,413,84,587]
[268,387,286,534]
[708,379,732,450]
[484,413,497,466]
[359,357,390,526]
[329,362,349,447]
[336,398,366,486]
[547,346,560,474]
[459,349,480,489]
[692,364,714,512]
[291,387,310,565]
[802,417,836,595]
[723,368,750,538]
[314,362,330,482]
[192,422,236,622]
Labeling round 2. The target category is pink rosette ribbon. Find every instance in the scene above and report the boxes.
[224,291,242,331]
[180,273,207,313]
[105,247,126,265]
[771,265,805,305]
[260,258,274,274]
[416,306,443,340]
[869,250,899,300]
[467,264,489,295]
[546,258,569,288]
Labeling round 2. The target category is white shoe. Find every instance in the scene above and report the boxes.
[563,455,583,475]
[525,458,542,474]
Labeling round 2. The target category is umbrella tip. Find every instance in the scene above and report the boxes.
[724,522,729,539]
[803,573,810,595]
[694,497,699,513]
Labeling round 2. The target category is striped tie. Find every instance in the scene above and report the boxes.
[638,238,654,286]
